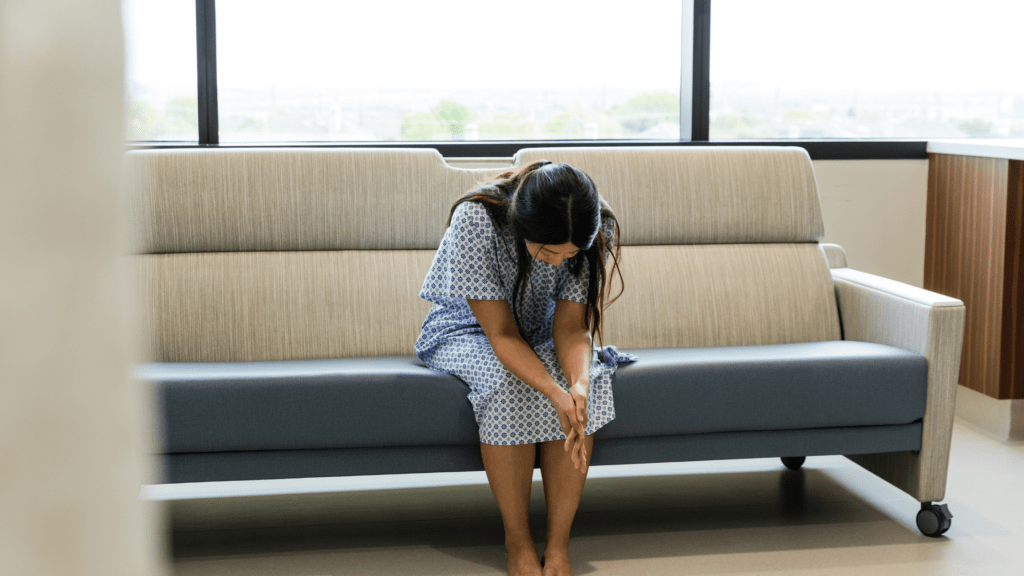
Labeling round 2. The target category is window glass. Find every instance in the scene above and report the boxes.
[123,0,198,141]
[216,0,682,143]
[710,0,1024,139]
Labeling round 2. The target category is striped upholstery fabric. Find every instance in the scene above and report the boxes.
[831,268,966,501]
[139,251,436,362]
[513,146,824,245]
[603,244,840,349]
[139,245,840,362]
[124,148,501,254]
[129,146,839,362]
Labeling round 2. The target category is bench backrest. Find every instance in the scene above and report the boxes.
[513,146,840,350]
[126,146,840,362]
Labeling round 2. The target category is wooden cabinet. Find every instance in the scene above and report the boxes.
[925,146,1024,401]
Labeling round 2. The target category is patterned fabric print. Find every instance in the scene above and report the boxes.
[416,201,636,446]
[427,332,625,444]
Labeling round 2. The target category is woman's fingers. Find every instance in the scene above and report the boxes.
[569,382,589,431]
[576,431,589,474]
[574,435,587,471]
[573,395,586,429]
[568,427,581,468]
[576,399,587,429]
[556,391,588,470]
[562,394,582,450]
[558,411,570,437]
[573,411,586,446]
[555,395,573,446]
[563,425,577,452]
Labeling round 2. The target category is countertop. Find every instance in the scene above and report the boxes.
[927,139,1024,161]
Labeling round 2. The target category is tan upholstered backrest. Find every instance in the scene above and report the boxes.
[124,148,497,253]
[139,251,436,362]
[514,146,839,348]
[603,245,840,349]
[127,148,500,362]
[129,146,840,362]
[513,146,824,245]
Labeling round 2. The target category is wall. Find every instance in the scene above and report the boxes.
[815,159,930,288]
[0,1,163,574]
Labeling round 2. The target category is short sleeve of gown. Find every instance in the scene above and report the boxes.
[557,217,617,304]
[420,202,509,302]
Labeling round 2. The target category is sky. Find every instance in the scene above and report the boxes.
[711,0,1024,94]
[124,0,682,93]
[123,0,1024,97]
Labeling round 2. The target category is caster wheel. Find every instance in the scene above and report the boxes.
[781,456,806,470]
[916,503,953,537]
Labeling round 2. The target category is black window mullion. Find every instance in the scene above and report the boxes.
[680,0,693,141]
[196,0,219,145]
[691,0,711,141]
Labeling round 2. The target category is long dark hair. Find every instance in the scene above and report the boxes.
[447,160,624,344]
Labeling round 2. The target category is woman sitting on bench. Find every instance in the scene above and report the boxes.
[416,160,635,576]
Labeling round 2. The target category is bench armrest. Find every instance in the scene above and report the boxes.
[831,267,965,502]
[820,243,847,269]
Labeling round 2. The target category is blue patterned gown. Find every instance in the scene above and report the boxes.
[416,201,636,445]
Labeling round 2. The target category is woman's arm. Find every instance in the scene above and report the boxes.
[552,299,593,436]
[553,299,592,389]
[467,298,588,469]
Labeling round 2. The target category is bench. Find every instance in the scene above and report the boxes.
[127,146,965,536]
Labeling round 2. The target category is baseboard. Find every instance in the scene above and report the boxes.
[955,384,1024,441]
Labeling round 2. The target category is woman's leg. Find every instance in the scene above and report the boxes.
[538,434,594,575]
[481,442,542,576]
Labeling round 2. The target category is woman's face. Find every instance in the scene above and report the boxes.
[525,240,580,267]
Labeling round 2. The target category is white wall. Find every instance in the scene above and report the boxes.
[0,1,163,574]
[814,159,930,287]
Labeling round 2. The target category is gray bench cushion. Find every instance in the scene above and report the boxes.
[142,340,927,454]
[602,340,927,439]
[143,357,480,453]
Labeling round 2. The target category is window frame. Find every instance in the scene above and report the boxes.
[127,0,929,161]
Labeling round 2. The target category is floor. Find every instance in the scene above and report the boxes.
[160,420,1024,576]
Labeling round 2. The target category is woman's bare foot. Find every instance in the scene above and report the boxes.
[506,539,542,576]
[541,549,573,576]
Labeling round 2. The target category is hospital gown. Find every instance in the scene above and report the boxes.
[415,201,636,445]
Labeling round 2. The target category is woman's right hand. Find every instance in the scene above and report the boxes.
[550,390,588,471]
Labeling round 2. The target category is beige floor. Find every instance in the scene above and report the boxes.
[164,419,1024,576]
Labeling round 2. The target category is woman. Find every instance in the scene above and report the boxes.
[416,160,634,576]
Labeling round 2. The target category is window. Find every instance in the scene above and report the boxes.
[710,0,1024,139]
[123,0,1022,154]
[215,0,683,143]
[124,0,198,141]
